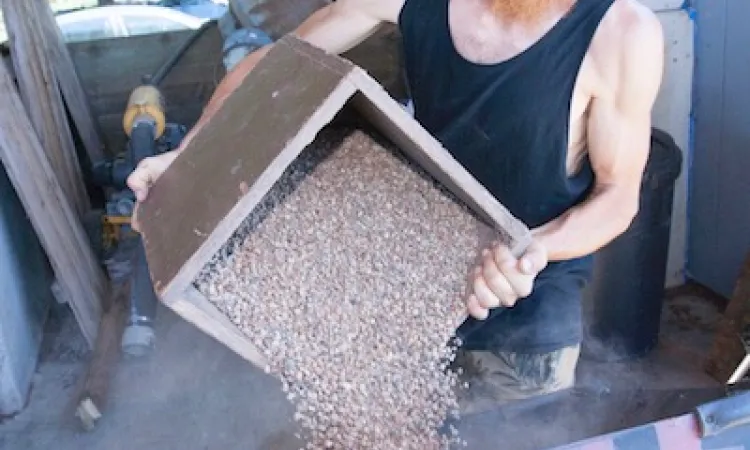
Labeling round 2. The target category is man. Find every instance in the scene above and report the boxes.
[128,0,664,408]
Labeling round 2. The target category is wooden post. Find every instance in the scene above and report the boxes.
[705,251,750,383]
[0,59,105,348]
[75,281,128,431]
[31,0,106,165]
[2,0,90,216]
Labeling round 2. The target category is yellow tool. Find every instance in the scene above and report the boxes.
[122,84,166,141]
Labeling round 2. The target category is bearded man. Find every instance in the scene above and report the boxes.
[128,0,664,408]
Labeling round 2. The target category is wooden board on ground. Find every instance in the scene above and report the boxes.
[75,281,128,431]
[705,251,750,383]
[2,0,90,216]
[137,35,531,369]
[0,59,105,348]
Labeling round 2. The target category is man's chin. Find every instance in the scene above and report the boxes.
[489,0,573,25]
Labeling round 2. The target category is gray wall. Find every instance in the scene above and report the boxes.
[688,0,750,298]
[0,166,54,416]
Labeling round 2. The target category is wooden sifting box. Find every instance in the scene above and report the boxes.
[137,35,531,369]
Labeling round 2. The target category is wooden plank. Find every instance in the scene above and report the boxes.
[705,251,750,383]
[75,281,127,431]
[86,71,218,113]
[67,26,224,93]
[139,36,531,371]
[348,69,531,254]
[66,25,224,154]
[2,0,90,216]
[0,59,105,348]
[139,36,357,299]
[31,0,104,165]
[94,84,211,152]
[169,287,268,368]
[342,23,406,101]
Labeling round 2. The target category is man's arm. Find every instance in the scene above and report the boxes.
[128,0,404,202]
[466,7,664,319]
[200,0,403,124]
[532,10,665,261]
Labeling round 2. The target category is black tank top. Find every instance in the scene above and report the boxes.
[398,0,616,352]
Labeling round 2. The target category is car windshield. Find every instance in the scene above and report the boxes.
[121,13,195,35]
[1,3,209,45]
[57,13,118,42]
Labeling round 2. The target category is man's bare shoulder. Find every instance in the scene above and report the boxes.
[589,0,664,100]
[595,0,663,58]
[613,0,663,45]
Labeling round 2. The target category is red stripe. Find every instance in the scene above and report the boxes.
[654,415,702,450]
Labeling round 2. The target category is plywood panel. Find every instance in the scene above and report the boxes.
[688,0,750,298]
[651,10,694,287]
[66,25,225,154]
[139,37,357,295]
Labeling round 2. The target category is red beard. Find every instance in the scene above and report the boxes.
[490,0,575,25]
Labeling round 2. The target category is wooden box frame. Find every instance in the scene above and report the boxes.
[138,35,531,368]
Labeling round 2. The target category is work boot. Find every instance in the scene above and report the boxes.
[450,345,581,417]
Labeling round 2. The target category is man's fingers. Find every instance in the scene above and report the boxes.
[466,294,489,320]
[493,243,534,298]
[472,268,504,309]
[481,250,516,305]
[492,242,517,271]
[128,166,153,202]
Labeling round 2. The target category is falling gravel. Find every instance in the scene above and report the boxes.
[194,127,498,449]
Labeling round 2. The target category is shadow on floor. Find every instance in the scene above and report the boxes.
[0,287,726,450]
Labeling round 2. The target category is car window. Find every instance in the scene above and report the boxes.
[121,14,192,36]
[59,16,119,42]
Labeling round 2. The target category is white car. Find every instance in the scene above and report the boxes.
[55,5,209,43]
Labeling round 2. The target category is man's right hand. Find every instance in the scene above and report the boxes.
[127,150,180,203]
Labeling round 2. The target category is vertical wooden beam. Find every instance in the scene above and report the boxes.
[705,251,750,383]
[31,0,105,165]
[2,0,90,216]
[0,60,105,348]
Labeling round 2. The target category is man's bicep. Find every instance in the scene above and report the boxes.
[587,13,664,189]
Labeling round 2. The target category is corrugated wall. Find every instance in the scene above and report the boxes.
[687,0,750,298]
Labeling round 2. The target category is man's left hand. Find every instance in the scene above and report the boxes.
[466,240,548,320]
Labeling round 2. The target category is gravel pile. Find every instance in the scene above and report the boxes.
[195,127,497,449]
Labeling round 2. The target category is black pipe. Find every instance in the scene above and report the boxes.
[148,19,216,87]
[122,121,160,356]
[128,121,157,166]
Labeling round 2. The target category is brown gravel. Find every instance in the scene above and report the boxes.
[194,127,499,449]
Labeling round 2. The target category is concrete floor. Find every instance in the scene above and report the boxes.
[0,285,727,450]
